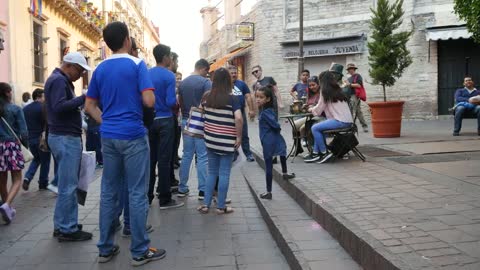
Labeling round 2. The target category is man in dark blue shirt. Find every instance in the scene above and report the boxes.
[148,44,183,209]
[229,65,255,162]
[22,88,51,191]
[44,52,92,242]
[453,77,480,136]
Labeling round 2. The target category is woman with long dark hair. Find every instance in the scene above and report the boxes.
[197,68,242,214]
[0,82,29,224]
[293,76,322,151]
[305,71,353,164]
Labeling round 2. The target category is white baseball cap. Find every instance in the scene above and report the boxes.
[63,52,92,71]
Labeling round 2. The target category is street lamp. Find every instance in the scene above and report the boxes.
[298,0,304,79]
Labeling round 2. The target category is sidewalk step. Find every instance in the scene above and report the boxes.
[241,163,362,270]
[249,150,409,270]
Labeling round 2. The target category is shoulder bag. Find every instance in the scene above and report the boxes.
[1,117,34,163]
[184,107,205,138]
[354,75,367,102]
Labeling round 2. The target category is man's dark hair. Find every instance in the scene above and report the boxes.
[195,59,210,71]
[32,88,44,100]
[22,92,31,102]
[153,44,171,64]
[103,22,129,52]
[302,69,310,74]
[171,52,178,62]
[131,37,137,50]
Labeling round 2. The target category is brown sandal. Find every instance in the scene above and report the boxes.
[216,206,234,215]
[197,205,209,214]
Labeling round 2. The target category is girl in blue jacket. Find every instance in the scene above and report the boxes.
[256,85,295,200]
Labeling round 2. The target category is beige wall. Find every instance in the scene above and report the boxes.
[8,0,99,103]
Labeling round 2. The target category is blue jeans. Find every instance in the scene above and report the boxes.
[454,105,480,133]
[148,117,174,204]
[179,118,207,193]
[204,150,233,209]
[48,134,82,233]
[25,140,51,187]
[311,119,351,153]
[241,110,252,157]
[97,136,150,257]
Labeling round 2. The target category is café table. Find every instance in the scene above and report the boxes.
[279,112,313,162]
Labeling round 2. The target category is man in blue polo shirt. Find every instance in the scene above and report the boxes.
[228,65,255,162]
[85,22,164,266]
[148,44,183,209]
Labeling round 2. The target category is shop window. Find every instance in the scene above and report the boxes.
[33,20,45,83]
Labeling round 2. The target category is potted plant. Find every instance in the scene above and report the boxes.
[367,0,413,138]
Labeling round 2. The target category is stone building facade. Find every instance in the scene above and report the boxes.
[0,0,160,103]
[201,0,479,119]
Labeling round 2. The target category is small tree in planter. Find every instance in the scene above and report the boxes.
[367,0,413,137]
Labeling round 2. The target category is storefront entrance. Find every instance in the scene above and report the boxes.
[438,39,480,115]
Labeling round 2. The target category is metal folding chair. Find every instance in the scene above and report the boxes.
[323,99,366,162]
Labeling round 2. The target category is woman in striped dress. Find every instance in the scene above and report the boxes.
[197,68,243,214]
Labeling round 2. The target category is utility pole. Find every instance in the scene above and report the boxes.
[298,0,304,79]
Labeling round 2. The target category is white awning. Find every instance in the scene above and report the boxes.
[426,27,471,41]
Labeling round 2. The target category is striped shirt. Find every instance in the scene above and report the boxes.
[204,97,240,154]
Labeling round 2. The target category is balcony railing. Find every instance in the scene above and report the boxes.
[44,0,103,41]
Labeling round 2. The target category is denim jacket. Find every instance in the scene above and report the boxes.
[0,103,28,143]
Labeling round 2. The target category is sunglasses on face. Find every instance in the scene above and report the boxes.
[251,70,259,75]
[74,64,86,74]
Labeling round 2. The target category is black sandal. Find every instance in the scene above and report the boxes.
[216,206,234,214]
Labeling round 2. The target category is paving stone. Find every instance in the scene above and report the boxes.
[387,245,413,254]
[409,241,450,251]
[418,248,462,257]
[401,236,439,245]
[434,215,477,226]
[366,229,392,240]
[454,241,480,258]
[429,254,477,267]
[381,239,403,246]
[429,229,479,244]
[414,221,451,231]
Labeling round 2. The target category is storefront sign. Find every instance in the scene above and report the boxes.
[236,23,254,41]
[283,38,365,58]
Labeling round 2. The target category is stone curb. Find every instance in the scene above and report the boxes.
[249,149,412,270]
[242,170,309,270]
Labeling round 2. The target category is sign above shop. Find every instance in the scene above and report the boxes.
[236,22,255,41]
[282,35,366,58]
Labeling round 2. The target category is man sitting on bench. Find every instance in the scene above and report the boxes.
[453,77,480,136]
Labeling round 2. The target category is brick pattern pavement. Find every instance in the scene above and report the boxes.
[242,163,361,270]
[247,121,480,270]
[0,163,290,270]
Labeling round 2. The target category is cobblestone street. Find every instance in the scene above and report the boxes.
[0,161,293,270]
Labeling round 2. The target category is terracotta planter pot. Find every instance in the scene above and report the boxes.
[367,101,404,138]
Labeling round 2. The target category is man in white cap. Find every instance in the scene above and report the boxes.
[44,51,93,242]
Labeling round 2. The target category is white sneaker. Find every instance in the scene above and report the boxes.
[47,184,58,194]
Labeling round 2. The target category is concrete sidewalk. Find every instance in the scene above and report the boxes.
[244,118,480,270]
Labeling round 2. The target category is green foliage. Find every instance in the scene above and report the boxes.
[367,0,413,101]
[454,0,480,43]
